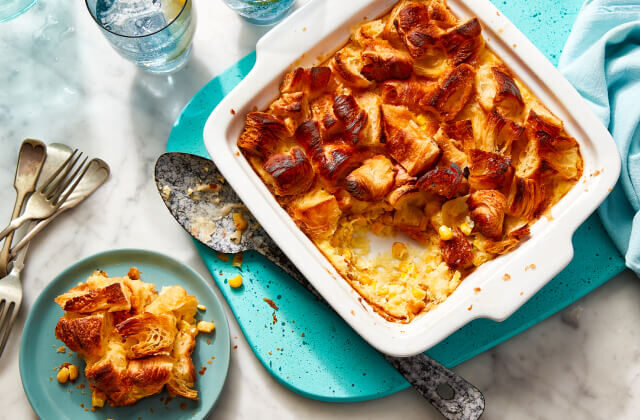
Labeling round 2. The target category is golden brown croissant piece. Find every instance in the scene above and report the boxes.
[55,281,131,314]
[289,189,342,239]
[468,149,514,191]
[416,163,468,199]
[345,155,396,201]
[506,176,545,220]
[381,104,441,176]
[360,39,414,82]
[263,146,315,196]
[281,66,332,98]
[468,189,507,238]
[238,112,292,158]
[54,270,201,408]
[439,227,473,269]
[439,18,484,65]
[55,312,110,357]
[332,94,369,144]
[116,312,178,359]
[331,44,371,88]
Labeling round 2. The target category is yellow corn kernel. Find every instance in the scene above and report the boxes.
[460,222,473,236]
[233,212,247,232]
[197,304,207,311]
[57,367,70,383]
[92,390,106,408]
[228,274,243,288]
[376,286,389,296]
[414,114,429,129]
[411,287,426,300]
[68,364,79,381]
[439,225,453,240]
[359,276,372,285]
[391,242,408,260]
[197,320,216,333]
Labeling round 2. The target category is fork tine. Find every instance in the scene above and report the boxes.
[0,300,6,328]
[0,300,8,353]
[37,149,78,194]
[0,302,17,358]
[45,152,83,200]
[56,158,93,204]
[52,156,90,206]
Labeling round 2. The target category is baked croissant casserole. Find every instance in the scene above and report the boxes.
[238,0,583,322]
[54,269,201,407]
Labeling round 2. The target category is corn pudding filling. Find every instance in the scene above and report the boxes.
[238,0,583,322]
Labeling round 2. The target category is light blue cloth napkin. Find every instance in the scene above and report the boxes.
[558,0,640,274]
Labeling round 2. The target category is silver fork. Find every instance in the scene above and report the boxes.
[0,150,88,241]
[0,244,27,357]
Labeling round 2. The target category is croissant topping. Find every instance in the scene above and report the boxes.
[468,149,514,191]
[281,66,332,98]
[238,112,292,158]
[423,63,475,120]
[468,189,507,238]
[333,94,369,144]
[116,312,178,359]
[55,281,131,314]
[440,227,473,269]
[360,39,414,82]
[394,2,442,59]
[416,163,468,198]
[289,189,342,239]
[269,92,310,133]
[237,0,583,323]
[331,44,371,88]
[55,312,110,357]
[263,147,315,196]
[506,176,545,220]
[54,270,202,407]
[345,155,396,201]
[381,104,441,176]
[439,18,484,65]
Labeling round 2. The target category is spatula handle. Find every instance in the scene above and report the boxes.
[385,354,485,420]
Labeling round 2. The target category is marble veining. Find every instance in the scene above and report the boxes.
[1,0,639,419]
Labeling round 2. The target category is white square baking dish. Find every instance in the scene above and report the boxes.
[203,0,620,357]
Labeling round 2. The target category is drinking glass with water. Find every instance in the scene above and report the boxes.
[222,0,294,25]
[86,0,195,73]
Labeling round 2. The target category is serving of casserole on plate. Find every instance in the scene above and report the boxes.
[204,0,619,356]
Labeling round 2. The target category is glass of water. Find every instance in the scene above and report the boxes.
[85,0,196,73]
[222,0,294,26]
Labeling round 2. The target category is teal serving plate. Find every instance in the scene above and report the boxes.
[19,248,230,420]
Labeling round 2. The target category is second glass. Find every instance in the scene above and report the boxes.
[85,0,196,73]
[222,0,294,26]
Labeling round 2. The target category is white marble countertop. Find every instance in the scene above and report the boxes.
[1,0,639,418]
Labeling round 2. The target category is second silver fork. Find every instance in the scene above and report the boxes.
[0,150,89,241]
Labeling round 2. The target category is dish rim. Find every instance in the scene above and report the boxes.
[202,0,621,356]
[18,247,231,419]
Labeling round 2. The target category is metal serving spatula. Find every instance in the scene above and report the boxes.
[155,152,485,420]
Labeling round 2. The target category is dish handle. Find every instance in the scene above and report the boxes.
[476,233,575,322]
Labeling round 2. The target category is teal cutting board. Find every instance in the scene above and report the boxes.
[166,0,625,402]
